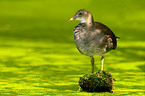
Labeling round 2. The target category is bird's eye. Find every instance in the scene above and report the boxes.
[78,12,83,15]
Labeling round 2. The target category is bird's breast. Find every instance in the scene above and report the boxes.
[75,34,103,55]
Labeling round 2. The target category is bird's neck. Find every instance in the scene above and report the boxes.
[86,14,95,31]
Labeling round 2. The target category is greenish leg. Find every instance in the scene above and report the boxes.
[101,55,104,71]
[90,56,94,74]
[77,86,82,92]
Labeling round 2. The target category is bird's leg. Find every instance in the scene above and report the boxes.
[101,55,104,71]
[90,56,94,74]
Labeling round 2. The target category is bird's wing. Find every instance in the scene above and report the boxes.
[94,22,118,49]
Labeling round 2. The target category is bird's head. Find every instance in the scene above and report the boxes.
[69,9,92,23]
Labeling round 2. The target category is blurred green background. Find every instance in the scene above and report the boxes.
[0,0,145,95]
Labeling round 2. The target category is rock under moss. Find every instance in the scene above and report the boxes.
[79,70,113,92]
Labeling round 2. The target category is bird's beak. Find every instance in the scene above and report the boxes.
[69,16,77,21]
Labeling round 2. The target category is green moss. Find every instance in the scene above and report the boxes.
[79,71,113,92]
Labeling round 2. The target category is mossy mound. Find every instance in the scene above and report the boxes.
[79,70,113,92]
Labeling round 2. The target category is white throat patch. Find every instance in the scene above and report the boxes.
[76,17,86,23]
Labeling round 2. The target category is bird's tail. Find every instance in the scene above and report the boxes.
[116,37,120,40]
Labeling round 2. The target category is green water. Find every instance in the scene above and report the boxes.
[0,0,145,95]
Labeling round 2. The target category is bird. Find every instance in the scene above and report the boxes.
[69,9,119,74]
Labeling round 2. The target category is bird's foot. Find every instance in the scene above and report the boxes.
[77,86,82,92]
[91,72,94,75]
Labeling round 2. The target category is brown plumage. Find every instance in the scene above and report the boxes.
[94,22,117,50]
[69,9,119,73]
